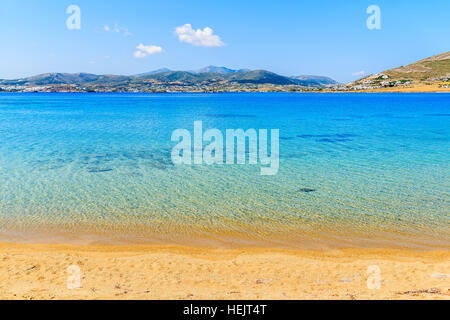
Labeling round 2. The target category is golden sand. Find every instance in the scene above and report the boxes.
[0,242,448,300]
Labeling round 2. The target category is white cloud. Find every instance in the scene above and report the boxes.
[134,44,163,58]
[175,24,224,47]
[352,70,365,77]
[104,24,132,36]
[123,28,132,37]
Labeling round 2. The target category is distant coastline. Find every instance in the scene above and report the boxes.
[1,86,448,93]
[1,51,449,93]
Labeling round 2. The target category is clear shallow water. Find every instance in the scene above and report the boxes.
[0,93,448,249]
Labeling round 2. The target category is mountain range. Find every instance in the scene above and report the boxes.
[0,66,339,88]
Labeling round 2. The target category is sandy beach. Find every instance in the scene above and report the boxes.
[0,242,448,300]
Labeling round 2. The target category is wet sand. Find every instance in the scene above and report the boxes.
[0,242,448,300]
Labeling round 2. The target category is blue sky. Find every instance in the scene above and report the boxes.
[0,0,449,82]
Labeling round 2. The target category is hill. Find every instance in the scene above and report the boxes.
[139,71,205,83]
[226,70,298,85]
[292,75,339,86]
[0,73,101,86]
[136,68,171,76]
[0,73,132,86]
[350,51,450,91]
[135,70,301,85]
[192,66,241,74]
[383,51,450,81]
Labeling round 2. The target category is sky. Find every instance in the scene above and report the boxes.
[0,0,449,83]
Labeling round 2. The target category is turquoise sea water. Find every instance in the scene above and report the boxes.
[0,93,448,249]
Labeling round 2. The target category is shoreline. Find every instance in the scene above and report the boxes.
[1,87,450,94]
[1,242,448,300]
[2,224,448,251]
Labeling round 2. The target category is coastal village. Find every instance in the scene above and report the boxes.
[332,74,450,92]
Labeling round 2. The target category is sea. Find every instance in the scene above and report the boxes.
[0,93,448,249]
